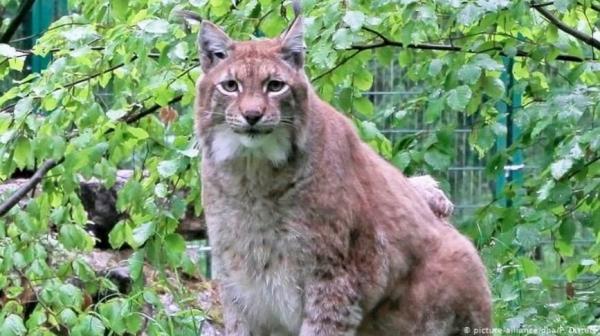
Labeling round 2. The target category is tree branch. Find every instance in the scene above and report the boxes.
[0,159,60,216]
[349,29,587,62]
[124,95,183,124]
[533,5,600,50]
[0,0,36,43]
[0,94,185,217]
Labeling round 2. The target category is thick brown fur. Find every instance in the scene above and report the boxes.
[194,13,491,336]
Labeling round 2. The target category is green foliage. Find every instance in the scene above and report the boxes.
[0,0,599,334]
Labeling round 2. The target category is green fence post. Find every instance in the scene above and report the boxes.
[495,56,524,206]
[28,0,68,73]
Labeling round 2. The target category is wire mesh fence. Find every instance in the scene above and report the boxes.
[368,58,496,222]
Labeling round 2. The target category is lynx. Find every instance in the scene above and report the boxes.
[193,9,491,336]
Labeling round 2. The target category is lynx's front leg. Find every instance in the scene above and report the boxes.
[221,291,252,336]
[300,272,363,336]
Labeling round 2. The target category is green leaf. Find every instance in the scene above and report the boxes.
[519,257,539,276]
[354,70,373,91]
[13,137,32,169]
[99,300,126,334]
[332,28,353,49]
[483,77,505,99]
[343,11,366,32]
[168,42,188,61]
[132,222,155,247]
[128,250,145,280]
[13,97,33,119]
[515,226,541,249]
[424,150,451,170]
[127,127,149,139]
[472,54,503,71]
[428,59,444,76]
[558,218,576,242]
[137,19,169,35]
[261,12,286,36]
[446,85,472,111]
[550,158,573,180]
[0,314,26,336]
[457,64,481,84]
[157,159,179,178]
[164,233,186,265]
[59,224,93,250]
[0,44,23,57]
[154,183,168,197]
[209,0,232,17]
[555,0,574,12]
[457,4,484,25]
[580,259,596,266]
[8,58,24,71]
[57,283,84,308]
[111,0,129,21]
[556,239,574,257]
[71,315,105,336]
[359,121,381,141]
[109,220,131,249]
[124,313,144,334]
[58,308,78,327]
[391,151,411,171]
[106,109,127,121]
[523,276,542,285]
[354,97,374,116]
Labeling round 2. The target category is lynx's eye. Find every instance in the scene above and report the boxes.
[219,80,239,93]
[266,80,286,93]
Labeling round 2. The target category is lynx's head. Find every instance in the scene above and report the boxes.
[195,15,309,166]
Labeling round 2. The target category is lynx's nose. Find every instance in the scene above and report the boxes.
[243,110,263,126]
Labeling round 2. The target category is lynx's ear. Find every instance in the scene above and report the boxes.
[199,21,232,72]
[280,16,305,69]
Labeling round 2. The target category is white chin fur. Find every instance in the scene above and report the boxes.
[208,126,292,166]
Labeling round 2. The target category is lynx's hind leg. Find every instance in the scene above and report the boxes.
[408,175,454,218]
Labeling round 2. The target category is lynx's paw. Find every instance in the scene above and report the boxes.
[408,175,454,218]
